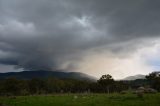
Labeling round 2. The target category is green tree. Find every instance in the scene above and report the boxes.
[28,79,46,94]
[146,72,160,91]
[98,74,114,93]
[3,78,21,95]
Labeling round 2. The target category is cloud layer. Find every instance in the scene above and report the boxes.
[0,0,160,78]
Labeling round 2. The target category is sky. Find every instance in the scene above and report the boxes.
[0,0,160,79]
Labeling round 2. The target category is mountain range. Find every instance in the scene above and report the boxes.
[0,70,147,81]
[0,70,97,81]
[123,74,146,80]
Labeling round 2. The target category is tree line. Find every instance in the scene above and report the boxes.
[0,72,159,96]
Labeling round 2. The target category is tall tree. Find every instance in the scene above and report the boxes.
[98,74,114,93]
[146,72,160,91]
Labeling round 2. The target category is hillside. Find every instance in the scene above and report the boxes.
[123,74,146,80]
[0,70,96,81]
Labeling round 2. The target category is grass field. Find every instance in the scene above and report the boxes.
[0,93,160,106]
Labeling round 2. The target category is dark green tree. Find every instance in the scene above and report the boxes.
[146,72,160,91]
[3,78,21,95]
[98,74,114,93]
[28,79,46,94]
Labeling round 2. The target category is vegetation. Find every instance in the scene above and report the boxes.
[0,72,160,105]
[0,76,129,96]
[0,72,160,96]
[146,72,160,91]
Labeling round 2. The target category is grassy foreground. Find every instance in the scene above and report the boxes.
[0,93,160,106]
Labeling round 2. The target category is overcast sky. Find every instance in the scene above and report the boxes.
[0,0,160,79]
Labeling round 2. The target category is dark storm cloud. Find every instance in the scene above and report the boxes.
[0,0,160,71]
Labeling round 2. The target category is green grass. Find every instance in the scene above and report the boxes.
[0,93,160,106]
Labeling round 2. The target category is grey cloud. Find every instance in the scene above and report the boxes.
[0,0,160,71]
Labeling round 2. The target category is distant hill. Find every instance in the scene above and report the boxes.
[0,70,97,81]
[123,74,146,80]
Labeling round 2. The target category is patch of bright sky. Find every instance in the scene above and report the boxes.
[142,42,160,71]
[0,19,35,37]
[0,64,23,73]
[73,39,160,79]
